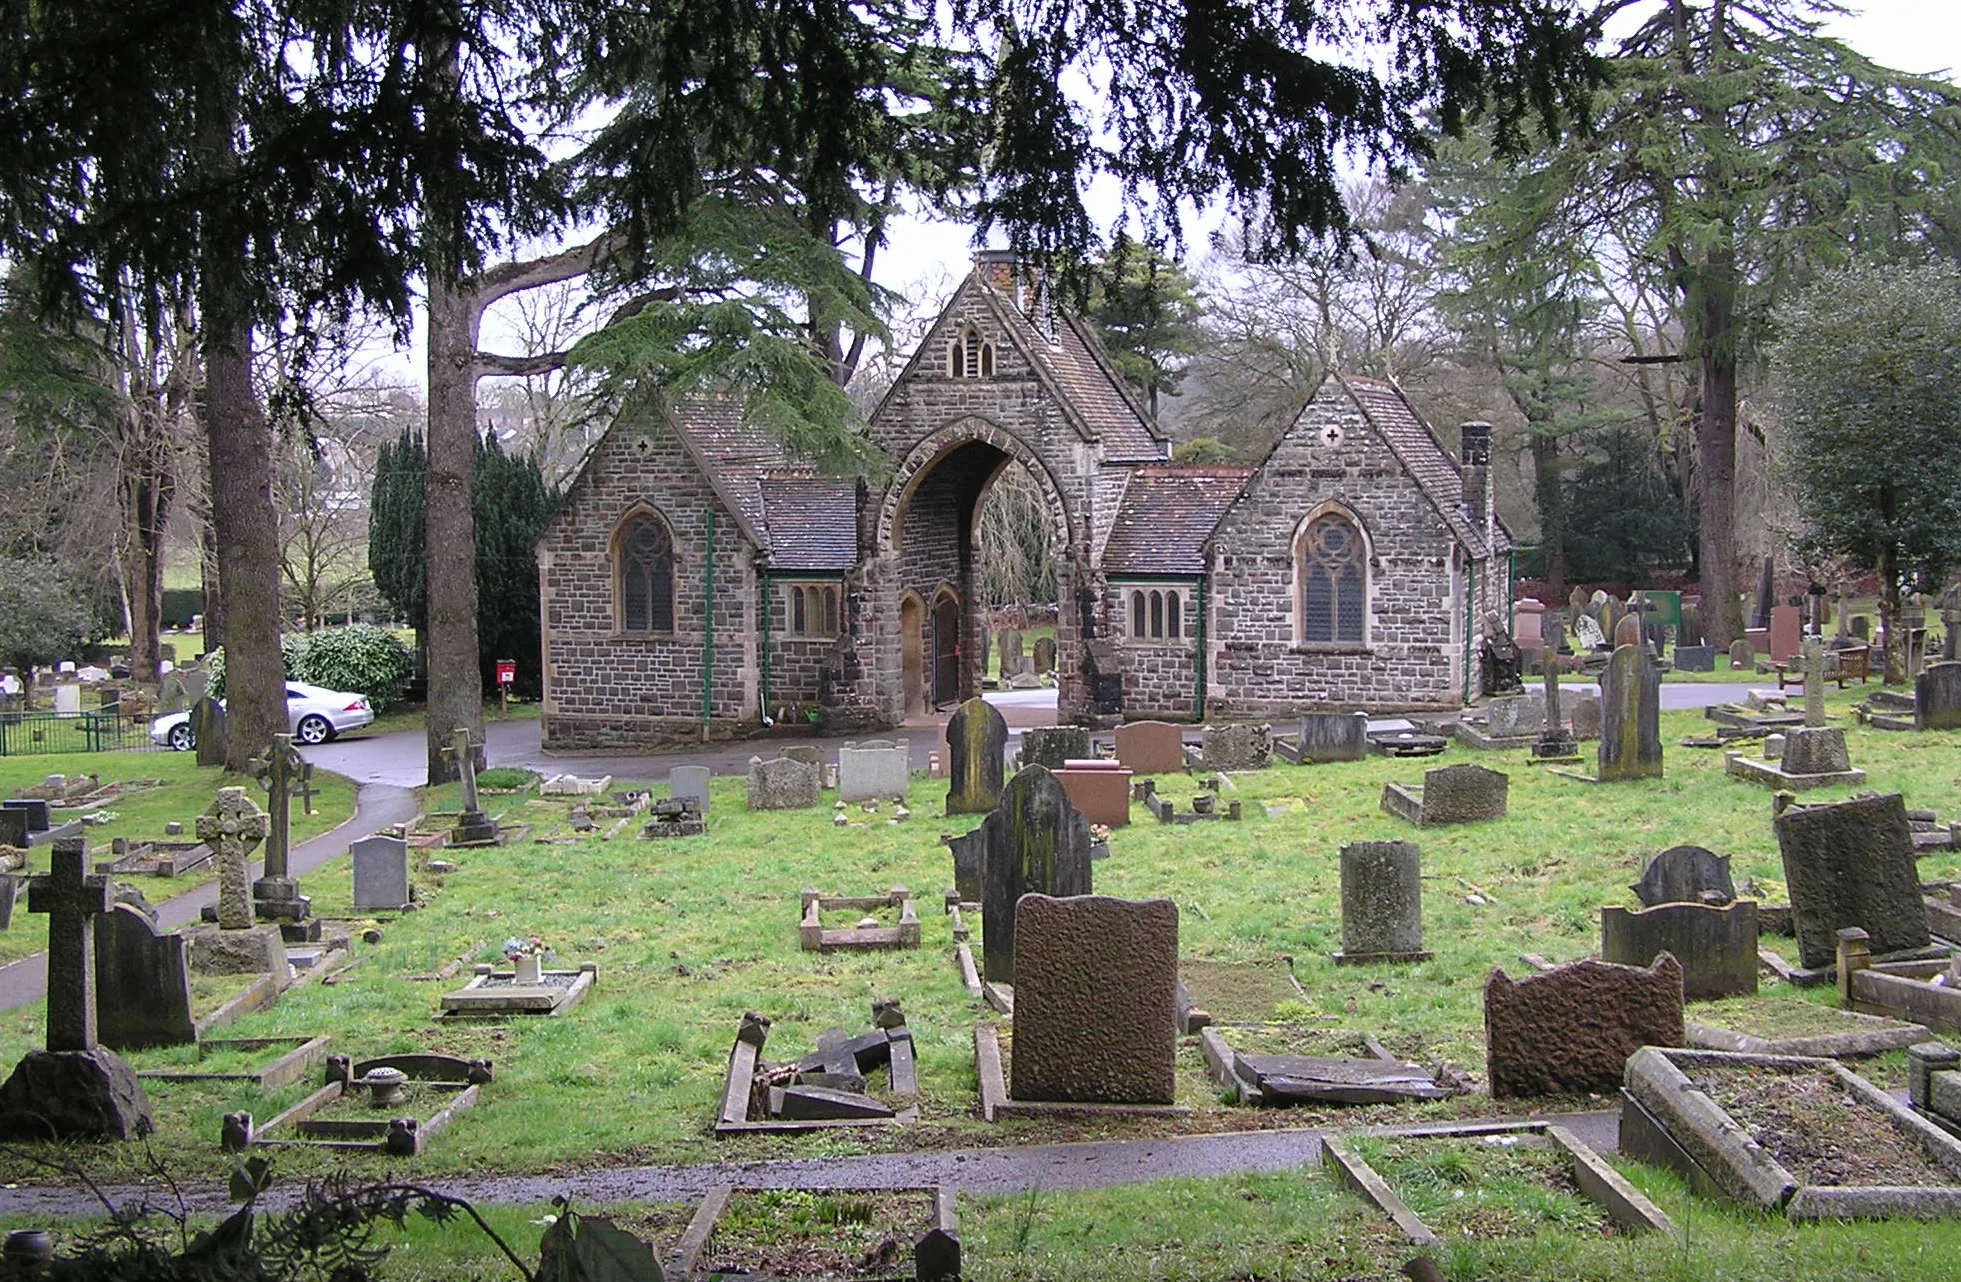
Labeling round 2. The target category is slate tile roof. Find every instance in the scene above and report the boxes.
[668,393,857,571]
[1332,374,1513,557]
[1103,466,1254,575]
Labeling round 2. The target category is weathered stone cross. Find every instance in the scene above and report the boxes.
[295,760,316,816]
[197,786,269,931]
[442,727,482,814]
[27,838,112,1053]
[250,734,305,882]
[1801,635,1827,727]
[1543,613,1565,726]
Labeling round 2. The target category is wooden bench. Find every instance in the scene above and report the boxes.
[1775,644,1870,694]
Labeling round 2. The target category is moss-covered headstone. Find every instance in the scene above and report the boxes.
[945,697,1007,815]
[978,767,1091,986]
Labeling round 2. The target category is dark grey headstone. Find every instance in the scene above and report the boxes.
[1019,726,1092,771]
[1032,636,1056,675]
[1729,638,1755,669]
[1010,894,1178,1104]
[979,767,1092,986]
[1338,841,1425,958]
[1631,846,1735,908]
[1597,643,1662,781]
[1485,693,1546,738]
[669,766,711,815]
[94,904,195,1050]
[191,696,227,768]
[0,810,26,850]
[350,834,410,912]
[1674,644,1716,672]
[945,698,1008,815]
[948,828,985,903]
[1601,901,1758,1001]
[1295,712,1367,763]
[1917,662,1961,730]
[2,800,51,833]
[1774,792,1929,969]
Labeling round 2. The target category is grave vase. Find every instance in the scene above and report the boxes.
[513,953,544,985]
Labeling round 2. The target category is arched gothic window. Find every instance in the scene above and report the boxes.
[618,512,675,633]
[1127,587,1187,641]
[784,582,841,637]
[948,324,994,378]
[1297,513,1367,644]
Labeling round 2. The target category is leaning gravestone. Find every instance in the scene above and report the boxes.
[1019,726,1091,771]
[350,834,411,912]
[947,829,986,903]
[1631,846,1735,908]
[1596,643,1662,781]
[838,740,909,802]
[95,903,196,1050]
[746,756,821,811]
[1114,720,1185,776]
[1773,792,1929,969]
[1917,661,1961,731]
[945,698,1008,815]
[781,745,824,770]
[0,810,27,850]
[1009,894,1178,1104]
[1201,723,1271,770]
[1486,692,1547,738]
[191,696,228,768]
[0,840,153,1139]
[669,766,712,816]
[1335,841,1428,963]
[1601,901,1757,1000]
[979,767,1093,986]
[1483,954,1685,1098]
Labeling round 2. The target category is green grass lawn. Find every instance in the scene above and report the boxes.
[2,682,1959,1277]
[0,751,357,967]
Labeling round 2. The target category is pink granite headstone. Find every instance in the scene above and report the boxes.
[1769,606,1802,664]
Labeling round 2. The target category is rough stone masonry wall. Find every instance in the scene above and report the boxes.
[1204,390,1467,713]
[539,410,759,749]
[759,582,844,715]
[1105,581,1201,716]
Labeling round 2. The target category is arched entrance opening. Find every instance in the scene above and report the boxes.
[884,427,1073,716]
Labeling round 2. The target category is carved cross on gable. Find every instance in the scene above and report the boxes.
[441,727,483,813]
[250,734,305,881]
[1318,422,1345,448]
[28,838,113,1052]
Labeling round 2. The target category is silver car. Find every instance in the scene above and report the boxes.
[150,681,376,750]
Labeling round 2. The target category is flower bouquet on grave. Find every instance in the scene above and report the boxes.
[503,935,555,985]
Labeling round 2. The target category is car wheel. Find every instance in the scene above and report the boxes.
[168,723,194,751]
[295,715,332,745]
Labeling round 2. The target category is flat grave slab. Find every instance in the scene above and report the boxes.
[438,962,597,1019]
[671,1185,958,1282]
[94,838,213,878]
[1325,1121,1677,1247]
[1177,958,1302,1032]
[799,886,920,952]
[223,1052,492,1156]
[1837,928,1961,1034]
[135,1035,332,1088]
[1199,1025,1459,1108]
[1686,995,1931,1058]
[714,1008,918,1134]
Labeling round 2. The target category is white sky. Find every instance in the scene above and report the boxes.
[439,2,1961,394]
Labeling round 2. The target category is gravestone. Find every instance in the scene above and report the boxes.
[1601,902,1757,1000]
[669,766,712,815]
[1293,711,1368,762]
[1381,763,1508,827]
[1484,954,1685,1098]
[838,740,909,802]
[3,799,50,833]
[1019,726,1091,770]
[781,745,823,770]
[945,698,1008,814]
[440,728,499,846]
[0,840,153,1140]
[1728,638,1754,670]
[1486,692,1547,737]
[1513,598,1545,650]
[1336,841,1428,963]
[1114,720,1185,775]
[1780,725,1853,776]
[1201,723,1271,770]
[250,734,312,921]
[1631,846,1735,908]
[1917,662,1961,731]
[947,828,985,903]
[191,696,227,768]
[1052,760,1132,828]
[1032,636,1056,675]
[1613,612,1643,649]
[1567,584,1589,622]
[188,788,285,975]
[1009,894,1177,1104]
[350,834,411,912]
[746,756,821,811]
[95,904,196,1049]
[979,767,1093,986]
[1596,643,1661,781]
[1674,645,1716,672]
[1801,636,1827,727]
[53,683,81,716]
[0,810,27,850]
[1773,792,1929,969]
[977,627,990,679]
[1769,605,1802,664]
[1573,613,1606,652]
[995,630,1023,674]
[1534,614,1577,760]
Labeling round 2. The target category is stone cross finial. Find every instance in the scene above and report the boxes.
[198,786,269,930]
[27,838,113,1052]
[1801,635,1826,727]
[442,727,481,812]
[250,734,305,880]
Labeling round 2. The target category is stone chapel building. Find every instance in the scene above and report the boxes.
[536,252,1512,749]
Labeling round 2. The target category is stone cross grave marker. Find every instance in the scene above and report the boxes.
[1801,635,1827,727]
[250,733,311,918]
[29,839,114,1053]
[198,786,269,931]
[441,727,500,843]
[1533,614,1577,760]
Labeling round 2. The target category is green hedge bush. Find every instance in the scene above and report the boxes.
[205,626,413,710]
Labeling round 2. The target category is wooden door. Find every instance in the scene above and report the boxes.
[900,595,925,715]
[932,595,961,707]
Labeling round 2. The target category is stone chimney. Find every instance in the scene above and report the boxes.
[1459,421,1493,538]
[972,249,1057,345]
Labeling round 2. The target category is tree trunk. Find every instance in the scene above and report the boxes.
[121,455,173,683]
[1696,248,1741,652]
[424,254,484,785]
[1878,542,1904,685]
[1530,426,1566,600]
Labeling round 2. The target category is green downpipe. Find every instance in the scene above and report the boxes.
[1464,555,1476,703]
[702,508,716,739]
[758,565,773,722]
[1194,575,1208,722]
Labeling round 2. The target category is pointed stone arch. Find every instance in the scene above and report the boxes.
[876,416,1074,556]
